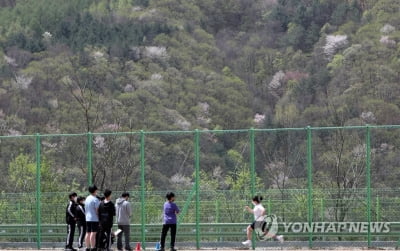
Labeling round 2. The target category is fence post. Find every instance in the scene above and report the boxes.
[250,128,256,196]
[366,125,372,247]
[216,200,220,241]
[321,198,325,241]
[249,128,256,250]
[267,198,272,215]
[18,202,22,224]
[306,126,313,248]
[376,196,380,222]
[140,130,146,249]
[320,198,324,222]
[35,133,41,249]
[87,132,93,186]
[194,129,200,249]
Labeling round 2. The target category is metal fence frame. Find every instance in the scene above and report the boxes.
[1,124,400,249]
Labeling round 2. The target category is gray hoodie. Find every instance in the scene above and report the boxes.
[116,197,132,225]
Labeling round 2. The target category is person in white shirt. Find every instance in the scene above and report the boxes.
[242,195,283,246]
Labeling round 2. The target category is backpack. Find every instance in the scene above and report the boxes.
[99,201,113,228]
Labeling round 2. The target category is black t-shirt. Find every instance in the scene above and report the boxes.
[98,200,116,229]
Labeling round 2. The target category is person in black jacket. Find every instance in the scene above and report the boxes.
[65,192,78,251]
[98,189,116,251]
[76,196,86,250]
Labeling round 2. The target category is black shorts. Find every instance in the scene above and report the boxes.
[251,221,268,231]
[86,221,99,232]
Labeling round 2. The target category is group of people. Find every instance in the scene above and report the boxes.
[65,186,180,251]
[65,185,133,251]
[66,186,282,250]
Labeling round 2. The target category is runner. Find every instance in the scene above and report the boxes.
[242,195,283,246]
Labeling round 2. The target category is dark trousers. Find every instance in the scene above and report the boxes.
[77,221,86,248]
[65,222,76,248]
[96,225,111,249]
[103,227,112,249]
[160,224,177,249]
[117,225,131,251]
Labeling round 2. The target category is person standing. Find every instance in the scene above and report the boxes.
[76,196,86,250]
[65,192,78,251]
[98,189,116,251]
[159,192,180,251]
[85,185,100,251]
[116,192,132,251]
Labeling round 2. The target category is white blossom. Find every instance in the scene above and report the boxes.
[14,74,33,89]
[8,129,21,136]
[360,111,376,123]
[268,71,285,89]
[254,113,265,125]
[42,31,52,40]
[380,24,395,34]
[124,84,134,92]
[42,141,57,148]
[48,98,58,109]
[94,136,106,149]
[323,35,348,59]
[165,108,191,130]
[198,102,210,114]
[144,46,167,58]
[352,144,366,157]
[104,124,120,131]
[92,51,106,63]
[4,55,17,66]
[197,102,211,126]
[150,73,163,80]
[171,173,191,187]
[380,36,396,47]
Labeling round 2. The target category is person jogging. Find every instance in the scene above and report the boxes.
[242,195,283,246]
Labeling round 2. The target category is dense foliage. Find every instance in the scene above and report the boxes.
[1,0,400,225]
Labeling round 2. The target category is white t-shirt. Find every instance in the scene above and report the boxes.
[253,204,265,221]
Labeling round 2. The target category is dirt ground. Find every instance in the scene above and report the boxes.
[0,249,394,251]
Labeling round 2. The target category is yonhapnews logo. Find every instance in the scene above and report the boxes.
[282,222,390,233]
[254,214,279,240]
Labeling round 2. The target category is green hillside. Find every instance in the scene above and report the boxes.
[1,0,400,192]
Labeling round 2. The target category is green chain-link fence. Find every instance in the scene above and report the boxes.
[1,125,400,249]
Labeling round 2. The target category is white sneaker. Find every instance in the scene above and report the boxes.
[276,235,284,243]
[242,240,251,246]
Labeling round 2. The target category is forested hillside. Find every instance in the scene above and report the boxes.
[1,0,400,194]
[1,0,399,133]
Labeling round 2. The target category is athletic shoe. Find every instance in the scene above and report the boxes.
[170,248,177,251]
[276,235,284,243]
[242,240,251,246]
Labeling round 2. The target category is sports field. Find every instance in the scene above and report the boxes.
[0,249,394,251]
